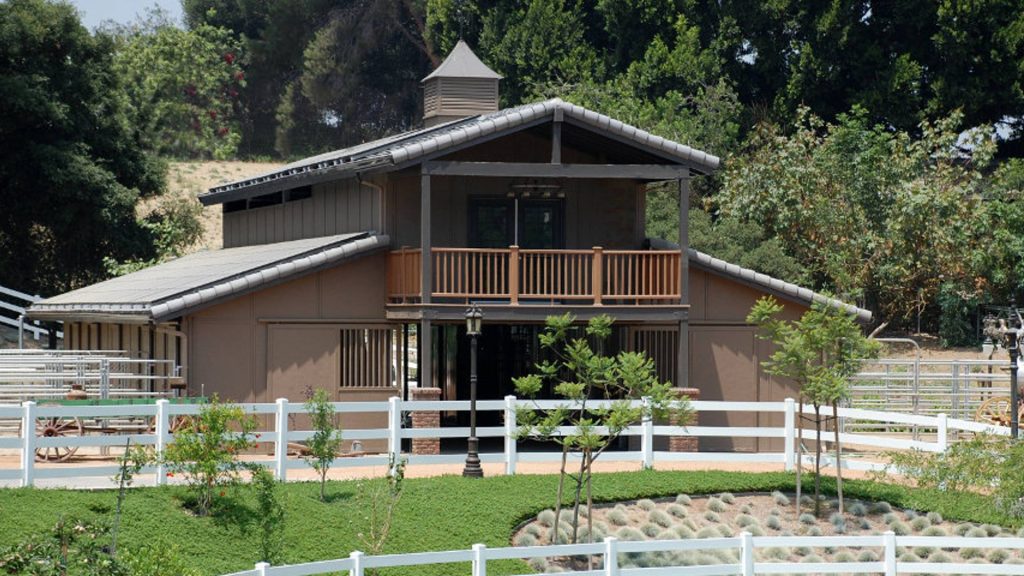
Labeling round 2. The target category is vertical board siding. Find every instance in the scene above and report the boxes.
[340,326,398,389]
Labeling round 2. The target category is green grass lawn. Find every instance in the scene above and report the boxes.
[0,470,1014,575]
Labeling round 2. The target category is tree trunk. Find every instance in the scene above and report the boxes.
[796,396,804,520]
[571,448,588,543]
[585,449,595,570]
[553,444,568,544]
[833,402,844,514]
[814,404,822,517]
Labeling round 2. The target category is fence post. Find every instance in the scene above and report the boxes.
[604,537,618,576]
[388,396,402,475]
[350,550,364,576]
[275,398,289,482]
[99,359,110,400]
[784,398,796,472]
[472,543,487,576]
[740,531,754,576]
[21,401,36,487]
[504,395,517,475]
[641,397,653,470]
[883,531,896,576]
[937,413,948,452]
[255,561,269,576]
[155,399,169,486]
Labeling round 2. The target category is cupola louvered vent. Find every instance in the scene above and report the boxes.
[422,40,501,127]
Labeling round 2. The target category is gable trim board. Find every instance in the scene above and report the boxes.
[199,98,722,207]
[29,233,389,323]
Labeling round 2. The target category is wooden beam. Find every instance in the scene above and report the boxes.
[420,169,431,304]
[422,161,691,180]
[678,174,690,389]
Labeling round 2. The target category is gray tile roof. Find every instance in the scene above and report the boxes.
[29,233,389,322]
[688,248,872,322]
[200,98,721,205]
[422,40,502,81]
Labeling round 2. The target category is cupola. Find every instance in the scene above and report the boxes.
[422,40,502,127]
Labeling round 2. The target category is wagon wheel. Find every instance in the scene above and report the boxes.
[147,415,197,435]
[34,416,84,462]
[976,397,1013,426]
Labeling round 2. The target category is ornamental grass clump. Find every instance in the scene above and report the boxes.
[667,504,687,518]
[848,502,867,517]
[988,549,1011,564]
[982,524,1002,537]
[720,492,736,504]
[871,501,893,514]
[891,521,911,536]
[858,550,879,562]
[637,499,656,511]
[799,513,817,525]
[696,527,719,539]
[717,525,734,537]
[765,515,783,531]
[607,509,629,526]
[707,497,727,512]
[616,527,644,541]
[926,511,943,524]
[703,511,720,523]
[649,509,672,528]
[829,512,846,533]
[802,554,824,563]
[898,552,920,563]
[514,533,537,547]
[910,516,931,532]
[537,509,556,527]
[641,523,660,538]
[772,491,790,506]
[834,551,855,562]
[676,494,692,505]
[922,526,946,537]
[928,551,951,563]
[762,547,791,561]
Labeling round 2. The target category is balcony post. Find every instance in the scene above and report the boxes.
[421,170,432,304]
[592,246,603,305]
[509,245,520,305]
[678,174,689,304]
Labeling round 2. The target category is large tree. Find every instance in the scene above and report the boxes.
[0,0,167,295]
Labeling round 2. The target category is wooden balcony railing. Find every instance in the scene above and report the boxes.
[387,246,682,305]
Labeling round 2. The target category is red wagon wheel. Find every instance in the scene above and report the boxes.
[34,416,84,462]
[147,415,196,435]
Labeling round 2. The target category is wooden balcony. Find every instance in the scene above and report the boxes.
[387,246,682,307]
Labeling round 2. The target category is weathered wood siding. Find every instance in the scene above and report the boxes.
[64,321,185,388]
[222,177,383,247]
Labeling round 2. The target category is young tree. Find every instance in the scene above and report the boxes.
[304,388,343,501]
[162,396,257,516]
[514,313,691,544]
[747,297,879,516]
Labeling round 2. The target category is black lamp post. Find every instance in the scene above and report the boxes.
[462,304,484,477]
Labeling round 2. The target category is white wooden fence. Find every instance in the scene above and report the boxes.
[223,532,1024,576]
[0,397,1011,488]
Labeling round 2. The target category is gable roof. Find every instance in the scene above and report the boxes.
[688,248,872,322]
[28,233,389,323]
[200,98,721,206]
[423,40,502,81]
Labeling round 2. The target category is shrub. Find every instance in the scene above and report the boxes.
[961,547,985,559]
[905,510,918,520]
[676,494,692,505]
[926,511,943,524]
[848,502,867,517]
[765,515,782,531]
[707,497,727,512]
[899,552,920,563]
[250,466,284,565]
[807,526,822,537]
[858,550,879,562]
[799,513,817,525]
[911,516,931,532]
[514,533,537,547]
[891,521,911,536]
[830,513,846,532]
[616,527,644,541]
[683,518,699,531]
[802,554,824,563]
[641,523,661,538]
[735,514,757,528]
[966,527,989,538]
[988,549,1011,564]
[525,524,544,538]
[746,525,765,537]
[982,524,1002,537]
[770,507,782,516]
[717,525,734,537]
[162,397,257,516]
[913,544,935,558]
[673,525,695,539]
[922,526,946,537]
[772,491,790,506]
[858,518,871,530]
[527,557,548,571]
[637,499,656,511]
[667,504,687,518]
[120,544,201,576]
[762,547,791,561]
[607,509,629,526]
[696,527,719,539]
[739,504,753,514]
[703,511,720,523]
[883,513,899,525]
[834,551,855,562]
[720,492,736,504]
[928,551,951,563]
[870,501,893,514]
[537,509,556,527]
[558,509,577,527]
[794,546,812,557]
[954,524,973,536]
[649,509,672,528]
[800,494,814,506]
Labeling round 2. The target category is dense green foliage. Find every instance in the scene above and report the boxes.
[0,471,1015,575]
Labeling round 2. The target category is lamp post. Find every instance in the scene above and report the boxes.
[462,304,484,477]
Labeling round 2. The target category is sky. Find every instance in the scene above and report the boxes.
[68,0,183,30]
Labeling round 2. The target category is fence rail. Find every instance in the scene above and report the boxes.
[0,351,182,403]
[0,284,61,342]
[231,532,1024,576]
[0,396,1008,488]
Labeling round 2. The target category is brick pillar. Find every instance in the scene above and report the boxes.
[669,387,699,452]
[410,387,442,455]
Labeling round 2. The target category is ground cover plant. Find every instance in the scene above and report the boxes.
[516,492,1024,572]
[0,471,1017,575]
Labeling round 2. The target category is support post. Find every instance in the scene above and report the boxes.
[350,550,364,576]
[420,170,432,304]
[100,359,110,400]
[509,245,520,304]
[1009,327,1019,439]
[420,319,432,390]
[603,537,618,576]
[883,530,897,576]
[274,398,289,482]
[17,315,24,349]
[678,175,690,302]
[504,395,517,475]
[388,396,402,474]
[641,396,653,470]
[677,319,688,390]
[21,401,36,487]
[255,562,269,576]
[551,116,562,164]
[410,387,441,455]
[740,531,754,576]
[472,543,487,576]
[784,398,796,471]
[937,413,948,452]
[592,247,603,305]
[155,399,169,486]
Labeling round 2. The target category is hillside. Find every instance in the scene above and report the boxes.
[163,161,284,252]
